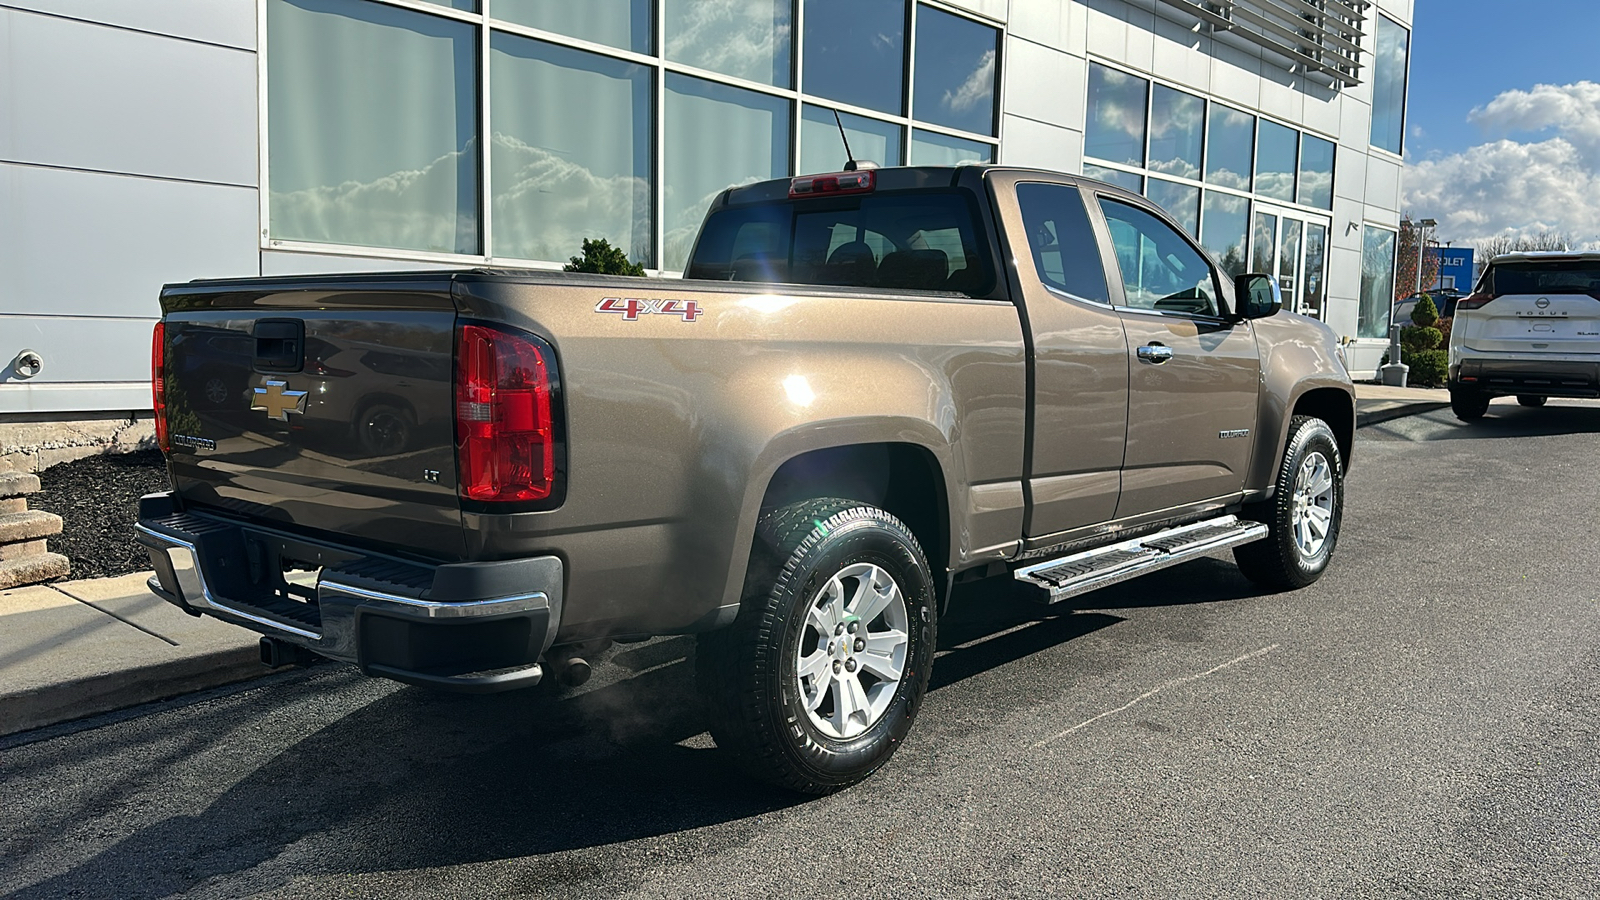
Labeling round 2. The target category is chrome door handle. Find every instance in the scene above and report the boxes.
[1137,343,1174,364]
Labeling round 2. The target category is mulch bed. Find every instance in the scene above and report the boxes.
[29,450,171,579]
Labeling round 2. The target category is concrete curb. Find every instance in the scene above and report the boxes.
[1356,401,1450,429]
[0,644,270,738]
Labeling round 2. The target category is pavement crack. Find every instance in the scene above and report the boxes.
[46,584,180,647]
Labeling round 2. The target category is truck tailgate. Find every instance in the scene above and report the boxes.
[159,277,466,560]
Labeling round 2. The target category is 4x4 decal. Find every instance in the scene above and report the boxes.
[596,297,704,322]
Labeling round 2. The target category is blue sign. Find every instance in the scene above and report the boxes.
[1434,248,1475,293]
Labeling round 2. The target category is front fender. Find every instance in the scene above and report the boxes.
[1246,313,1356,497]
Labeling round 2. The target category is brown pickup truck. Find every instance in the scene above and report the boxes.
[138,164,1353,793]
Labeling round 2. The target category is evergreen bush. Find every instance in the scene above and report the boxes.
[564,238,646,276]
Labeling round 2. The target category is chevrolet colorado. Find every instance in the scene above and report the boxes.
[138,165,1354,793]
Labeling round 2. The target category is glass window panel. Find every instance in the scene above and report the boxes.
[1145,178,1199,238]
[801,105,902,174]
[1298,134,1335,210]
[909,130,993,165]
[802,0,904,115]
[1303,222,1328,319]
[911,4,999,136]
[267,0,478,255]
[1251,212,1275,275]
[1371,15,1409,154]
[1084,63,1147,166]
[493,0,651,53]
[1358,225,1397,338]
[1278,218,1302,311]
[490,35,652,266]
[1200,191,1249,278]
[433,0,475,10]
[1148,85,1203,180]
[1084,163,1142,194]
[664,74,789,271]
[1015,183,1110,304]
[665,0,791,87]
[1205,105,1254,190]
[1098,198,1218,316]
[1255,120,1298,203]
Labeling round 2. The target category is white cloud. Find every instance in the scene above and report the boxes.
[942,50,996,115]
[1405,81,1600,248]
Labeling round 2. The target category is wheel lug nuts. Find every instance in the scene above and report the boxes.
[835,624,845,636]
[833,659,843,673]
[845,659,857,672]
[854,638,866,652]
[847,621,860,634]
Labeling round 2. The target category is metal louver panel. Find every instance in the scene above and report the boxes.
[1152,0,1370,87]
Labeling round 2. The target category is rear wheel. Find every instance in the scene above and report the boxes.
[697,498,937,795]
[1517,395,1547,408]
[1234,416,1344,591]
[1451,387,1491,421]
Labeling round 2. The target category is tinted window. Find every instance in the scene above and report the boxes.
[1205,105,1254,190]
[1148,85,1203,180]
[1371,15,1409,154]
[1097,198,1218,316]
[800,105,902,174]
[1083,164,1142,193]
[909,130,993,165]
[1255,120,1298,203]
[1144,178,1199,238]
[494,0,651,53]
[1085,63,1147,167]
[803,0,905,115]
[1298,135,1335,210]
[1200,191,1249,277]
[1487,261,1600,295]
[664,0,790,86]
[687,192,995,296]
[1358,225,1396,338]
[912,4,999,136]
[1015,183,1110,305]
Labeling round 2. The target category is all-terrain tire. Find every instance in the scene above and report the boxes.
[1517,395,1547,408]
[1233,416,1344,591]
[696,498,937,795]
[1451,387,1491,421]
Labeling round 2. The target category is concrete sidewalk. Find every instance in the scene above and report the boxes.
[0,573,266,737]
[1353,382,1450,428]
[0,387,1446,739]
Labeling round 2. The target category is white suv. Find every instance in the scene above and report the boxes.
[1448,252,1600,420]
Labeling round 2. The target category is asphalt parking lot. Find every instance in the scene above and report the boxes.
[3,400,1598,899]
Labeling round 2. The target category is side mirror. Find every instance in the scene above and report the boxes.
[1234,273,1282,320]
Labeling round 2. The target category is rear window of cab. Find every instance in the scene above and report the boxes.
[1482,260,1600,296]
[686,191,997,297]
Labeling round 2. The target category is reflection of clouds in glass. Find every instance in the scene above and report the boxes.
[1205,106,1254,189]
[1206,167,1249,190]
[1149,86,1203,181]
[1298,169,1333,210]
[270,143,478,255]
[664,178,766,272]
[1087,66,1147,165]
[1370,15,1408,153]
[1201,191,1250,276]
[942,50,995,114]
[1149,157,1200,180]
[491,134,651,264]
[1358,226,1396,337]
[666,0,790,85]
[1255,171,1295,202]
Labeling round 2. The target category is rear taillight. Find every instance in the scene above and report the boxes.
[455,323,558,504]
[151,322,170,454]
[1456,291,1495,310]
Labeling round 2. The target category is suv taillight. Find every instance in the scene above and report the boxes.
[455,323,559,504]
[1456,291,1495,311]
[151,322,170,454]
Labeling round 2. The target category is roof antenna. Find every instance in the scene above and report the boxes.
[834,109,876,172]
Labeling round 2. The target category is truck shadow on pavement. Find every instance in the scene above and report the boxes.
[5,560,1262,898]
[1375,402,1600,442]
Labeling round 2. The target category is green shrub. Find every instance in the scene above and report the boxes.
[1410,294,1440,328]
[564,238,646,276]
[1400,325,1443,352]
[1406,349,1448,386]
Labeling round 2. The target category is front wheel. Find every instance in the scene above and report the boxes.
[1451,387,1491,421]
[697,498,937,795]
[1234,416,1345,591]
[1517,395,1547,408]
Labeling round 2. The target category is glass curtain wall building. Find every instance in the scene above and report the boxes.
[0,0,1413,431]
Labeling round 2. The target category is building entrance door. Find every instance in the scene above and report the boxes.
[1250,206,1330,320]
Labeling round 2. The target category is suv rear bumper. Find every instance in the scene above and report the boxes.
[134,492,562,693]
[1450,357,1600,398]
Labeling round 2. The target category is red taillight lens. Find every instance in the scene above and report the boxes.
[789,170,875,198]
[151,322,170,454]
[455,323,557,503]
[1456,291,1495,310]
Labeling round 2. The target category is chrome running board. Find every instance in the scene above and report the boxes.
[1013,515,1269,604]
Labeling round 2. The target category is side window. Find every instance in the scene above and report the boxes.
[1097,198,1220,316]
[1015,182,1110,305]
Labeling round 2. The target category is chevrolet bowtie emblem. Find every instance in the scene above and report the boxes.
[251,379,308,421]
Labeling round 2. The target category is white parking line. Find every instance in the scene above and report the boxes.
[1032,643,1282,748]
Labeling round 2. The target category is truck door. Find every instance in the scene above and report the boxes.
[990,174,1129,538]
[1087,193,1261,518]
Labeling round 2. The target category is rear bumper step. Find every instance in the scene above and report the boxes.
[134,492,561,693]
[1013,515,1268,604]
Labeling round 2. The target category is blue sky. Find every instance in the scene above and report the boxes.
[1404,0,1600,246]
